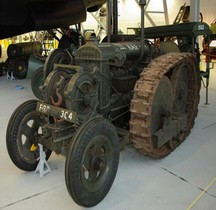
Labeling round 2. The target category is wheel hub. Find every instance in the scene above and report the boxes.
[151,76,173,135]
[65,117,119,207]
[92,156,104,170]
[18,65,23,71]
[171,64,189,115]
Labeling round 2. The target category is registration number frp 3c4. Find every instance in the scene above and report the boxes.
[36,102,77,123]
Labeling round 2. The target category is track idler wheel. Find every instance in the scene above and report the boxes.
[65,117,119,207]
[6,100,52,171]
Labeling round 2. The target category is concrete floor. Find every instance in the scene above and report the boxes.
[0,65,216,210]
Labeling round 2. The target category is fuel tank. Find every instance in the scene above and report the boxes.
[0,0,106,39]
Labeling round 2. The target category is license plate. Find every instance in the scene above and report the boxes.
[36,102,77,123]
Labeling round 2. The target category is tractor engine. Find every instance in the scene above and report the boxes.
[42,38,152,125]
[37,38,153,153]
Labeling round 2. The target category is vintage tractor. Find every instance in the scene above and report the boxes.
[6,0,212,207]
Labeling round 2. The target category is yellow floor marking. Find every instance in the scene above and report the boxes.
[186,177,216,210]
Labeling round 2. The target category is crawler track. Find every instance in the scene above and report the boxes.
[130,53,200,159]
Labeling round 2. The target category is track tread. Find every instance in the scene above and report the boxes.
[130,53,200,159]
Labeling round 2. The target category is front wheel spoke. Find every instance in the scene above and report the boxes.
[89,169,100,182]
[93,142,106,157]
[31,120,40,132]
[23,137,32,149]
[21,123,30,134]
[83,154,91,170]
[21,124,34,139]
[25,128,35,141]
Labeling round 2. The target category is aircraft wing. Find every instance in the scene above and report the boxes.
[0,0,106,39]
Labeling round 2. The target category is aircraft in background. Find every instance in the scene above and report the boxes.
[0,0,106,39]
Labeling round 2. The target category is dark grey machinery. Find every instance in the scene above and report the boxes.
[5,0,212,207]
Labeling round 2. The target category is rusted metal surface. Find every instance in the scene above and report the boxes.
[130,52,200,159]
[50,76,65,107]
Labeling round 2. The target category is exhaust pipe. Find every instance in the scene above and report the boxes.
[133,0,147,71]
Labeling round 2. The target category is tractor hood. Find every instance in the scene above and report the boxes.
[0,0,106,39]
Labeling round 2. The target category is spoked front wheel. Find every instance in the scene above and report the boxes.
[6,100,52,171]
[65,117,120,207]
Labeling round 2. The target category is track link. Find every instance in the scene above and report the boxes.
[130,53,200,159]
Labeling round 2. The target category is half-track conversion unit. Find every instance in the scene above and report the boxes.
[6,0,212,207]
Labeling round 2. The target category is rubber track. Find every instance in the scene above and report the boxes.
[130,53,200,159]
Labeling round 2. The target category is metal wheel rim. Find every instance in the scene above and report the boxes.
[81,134,112,193]
[171,64,189,115]
[151,76,173,134]
[17,111,44,164]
